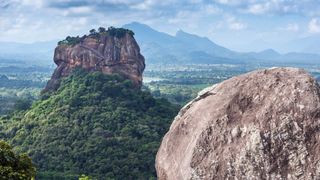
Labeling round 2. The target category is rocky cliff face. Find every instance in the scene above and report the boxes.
[156,68,320,179]
[44,30,145,92]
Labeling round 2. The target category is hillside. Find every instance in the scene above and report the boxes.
[0,70,179,179]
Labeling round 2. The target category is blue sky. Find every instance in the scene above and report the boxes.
[0,0,320,53]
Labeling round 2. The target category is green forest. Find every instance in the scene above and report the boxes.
[0,69,179,179]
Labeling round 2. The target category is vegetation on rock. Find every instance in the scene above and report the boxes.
[0,69,179,179]
[58,27,134,46]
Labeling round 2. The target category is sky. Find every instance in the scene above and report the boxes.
[0,0,320,53]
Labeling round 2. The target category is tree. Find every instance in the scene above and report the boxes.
[66,36,72,42]
[0,141,36,179]
[59,26,134,46]
[98,27,106,33]
[89,29,100,39]
[89,29,97,35]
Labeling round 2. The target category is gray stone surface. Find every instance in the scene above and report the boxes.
[156,67,320,180]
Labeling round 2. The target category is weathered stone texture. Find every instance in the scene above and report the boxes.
[156,68,320,180]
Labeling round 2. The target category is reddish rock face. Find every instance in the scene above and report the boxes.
[44,33,145,92]
[156,68,320,180]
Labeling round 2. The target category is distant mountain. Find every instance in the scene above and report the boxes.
[243,49,320,64]
[246,49,281,60]
[124,22,320,65]
[123,22,185,64]
[175,30,238,58]
[277,35,320,55]
[123,22,177,45]
[280,52,320,63]
[123,22,245,64]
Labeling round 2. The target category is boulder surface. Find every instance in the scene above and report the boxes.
[156,67,320,179]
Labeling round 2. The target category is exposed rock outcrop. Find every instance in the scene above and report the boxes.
[44,29,145,92]
[156,68,320,179]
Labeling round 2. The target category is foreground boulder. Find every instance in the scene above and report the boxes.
[156,67,320,179]
[44,27,145,92]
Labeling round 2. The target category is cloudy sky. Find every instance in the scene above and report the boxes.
[1,0,320,52]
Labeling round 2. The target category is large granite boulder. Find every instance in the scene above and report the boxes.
[156,68,320,179]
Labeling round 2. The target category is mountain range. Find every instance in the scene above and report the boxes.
[0,22,319,66]
[123,22,320,65]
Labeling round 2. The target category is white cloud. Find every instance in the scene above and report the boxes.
[227,17,247,30]
[189,0,203,4]
[308,18,320,33]
[168,5,223,26]
[215,0,248,6]
[0,17,10,30]
[204,4,222,15]
[0,0,319,46]
[77,17,88,26]
[130,0,155,10]
[168,10,193,24]
[280,23,299,32]
[229,22,247,30]
[62,6,93,16]
[246,3,270,15]
[21,0,44,8]
[0,0,10,8]
[215,0,316,16]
